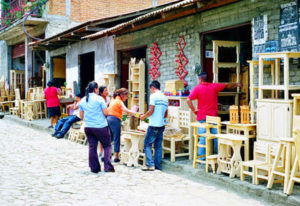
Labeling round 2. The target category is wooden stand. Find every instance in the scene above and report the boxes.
[10,70,25,99]
[128,58,145,113]
[213,40,240,115]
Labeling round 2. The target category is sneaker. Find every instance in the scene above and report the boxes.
[113,158,120,163]
[105,168,115,173]
[56,133,64,139]
[48,125,54,129]
[101,157,104,162]
[51,131,59,137]
[141,165,155,171]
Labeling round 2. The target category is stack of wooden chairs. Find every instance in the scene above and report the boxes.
[0,87,14,112]
[68,121,87,145]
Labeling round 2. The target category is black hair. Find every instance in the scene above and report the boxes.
[47,81,54,87]
[150,80,160,90]
[85,81,98,102]
[99,86,107,95]
[198,72,208,82]
[75,93,82,98]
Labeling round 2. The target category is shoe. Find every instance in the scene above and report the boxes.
[56,133,64,139]
[98,152,102,158]
[101,157,104,162]
[48,125,54,129]
[51,131,59,137]
[141,165,155,171]
[105,168,115,173]
[113,158,120,163]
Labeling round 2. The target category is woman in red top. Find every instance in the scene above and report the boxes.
[44,81,61,128]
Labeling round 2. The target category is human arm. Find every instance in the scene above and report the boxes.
[79,110,84,119]
[102,108,109,116]
[121,102,137,115]
[140,105,155,121]
[224,83,241,90]
[187,98,197,115]
[164,109,168,118]
[57,88,62,96]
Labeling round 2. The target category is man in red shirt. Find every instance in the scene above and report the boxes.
[187,72,240,157]
[187,72,241,121]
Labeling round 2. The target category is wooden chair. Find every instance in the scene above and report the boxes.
[163,110,192,162]
[68,121,87,145]
[9,100,20,115]
[255,143,283,185]
[240,141,270,184]
[286,130,300,195]
[191,116,221,169]
[267,138,294,193]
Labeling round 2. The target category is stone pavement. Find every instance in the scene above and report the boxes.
[0,118,266,206]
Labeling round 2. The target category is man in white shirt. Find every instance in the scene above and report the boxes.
[52,93,82,139]
[140,80,168,171]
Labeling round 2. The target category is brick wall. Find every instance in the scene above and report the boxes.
[69,0,177,22]
[48,0,66,16]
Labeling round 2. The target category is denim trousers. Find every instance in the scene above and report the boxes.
[197,120,218,160]
[55,115,81,136]
[84,127,114,173]
[107,115,121,153]
[144,126,165,170]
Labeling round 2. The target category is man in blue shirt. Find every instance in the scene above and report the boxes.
[140,80,168,171]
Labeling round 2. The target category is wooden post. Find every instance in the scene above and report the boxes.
[25,38,32,93]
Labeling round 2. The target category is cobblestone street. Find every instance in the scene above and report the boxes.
[0,119,266,206]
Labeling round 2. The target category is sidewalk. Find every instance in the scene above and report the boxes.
[3,114,300,206]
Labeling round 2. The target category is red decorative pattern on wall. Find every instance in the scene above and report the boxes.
[175,36,189,86]
[149,42,162,80]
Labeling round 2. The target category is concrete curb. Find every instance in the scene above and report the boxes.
[162,159,300,206]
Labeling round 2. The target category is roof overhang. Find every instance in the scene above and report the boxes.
[83,0,240,40]
[0,17,48,45]
[29,0,182,51]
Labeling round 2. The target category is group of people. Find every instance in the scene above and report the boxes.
[43,71,240,174]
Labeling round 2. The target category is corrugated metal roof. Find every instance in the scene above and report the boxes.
[83,0,200,39]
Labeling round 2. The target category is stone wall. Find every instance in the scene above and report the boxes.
[0,41,8,82]
[114,0,300,91]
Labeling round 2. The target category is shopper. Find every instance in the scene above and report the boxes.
[140,80,168,171]
[52,93,82,139]
[107,88,138,162]
[44,81,61,128]
[79,81,114,173]
[98,86,110,160]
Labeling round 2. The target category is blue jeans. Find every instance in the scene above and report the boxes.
[197,120,218,160]
[55,115,81,136]
[107,115,121,153]
[144,126,165,170]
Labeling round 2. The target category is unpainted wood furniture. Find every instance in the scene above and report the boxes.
[216,134,247,178]
[191,116,221,169]
[213,40,240,115]
[163,110,192,162]
[128,58,145,113]
[206,154,218,173]
[286,130,300,195]
[229,105,239,124]
[240,141,270,184]
[121,130,146,167]
[240,105,250,124]
[10,70,25,99]
[247,60,275,123]
[103,74,116,96]
[267,138,295,193]
[68,121,87,145]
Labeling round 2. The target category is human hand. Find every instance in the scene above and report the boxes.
[192,110,198,115]
[237,83,242,88]
[140,114,146,121]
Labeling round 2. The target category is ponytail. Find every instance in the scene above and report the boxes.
[85,81,98,102]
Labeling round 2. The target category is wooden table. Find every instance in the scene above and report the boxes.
[121,131,145,167]
[222,121,256,162]
[216,134,247,178]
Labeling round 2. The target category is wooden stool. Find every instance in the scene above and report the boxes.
[206,154,218,173]
[267,138,294,193]
[191,116,221,169]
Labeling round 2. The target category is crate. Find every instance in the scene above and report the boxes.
[165,79,184,92]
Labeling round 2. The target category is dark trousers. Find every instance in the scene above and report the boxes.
[55,115,81,136]
[84,127,114,173]
[107,115,121,153]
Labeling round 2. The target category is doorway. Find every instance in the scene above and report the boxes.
[79,52,95,95]
[52,54,66,88]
